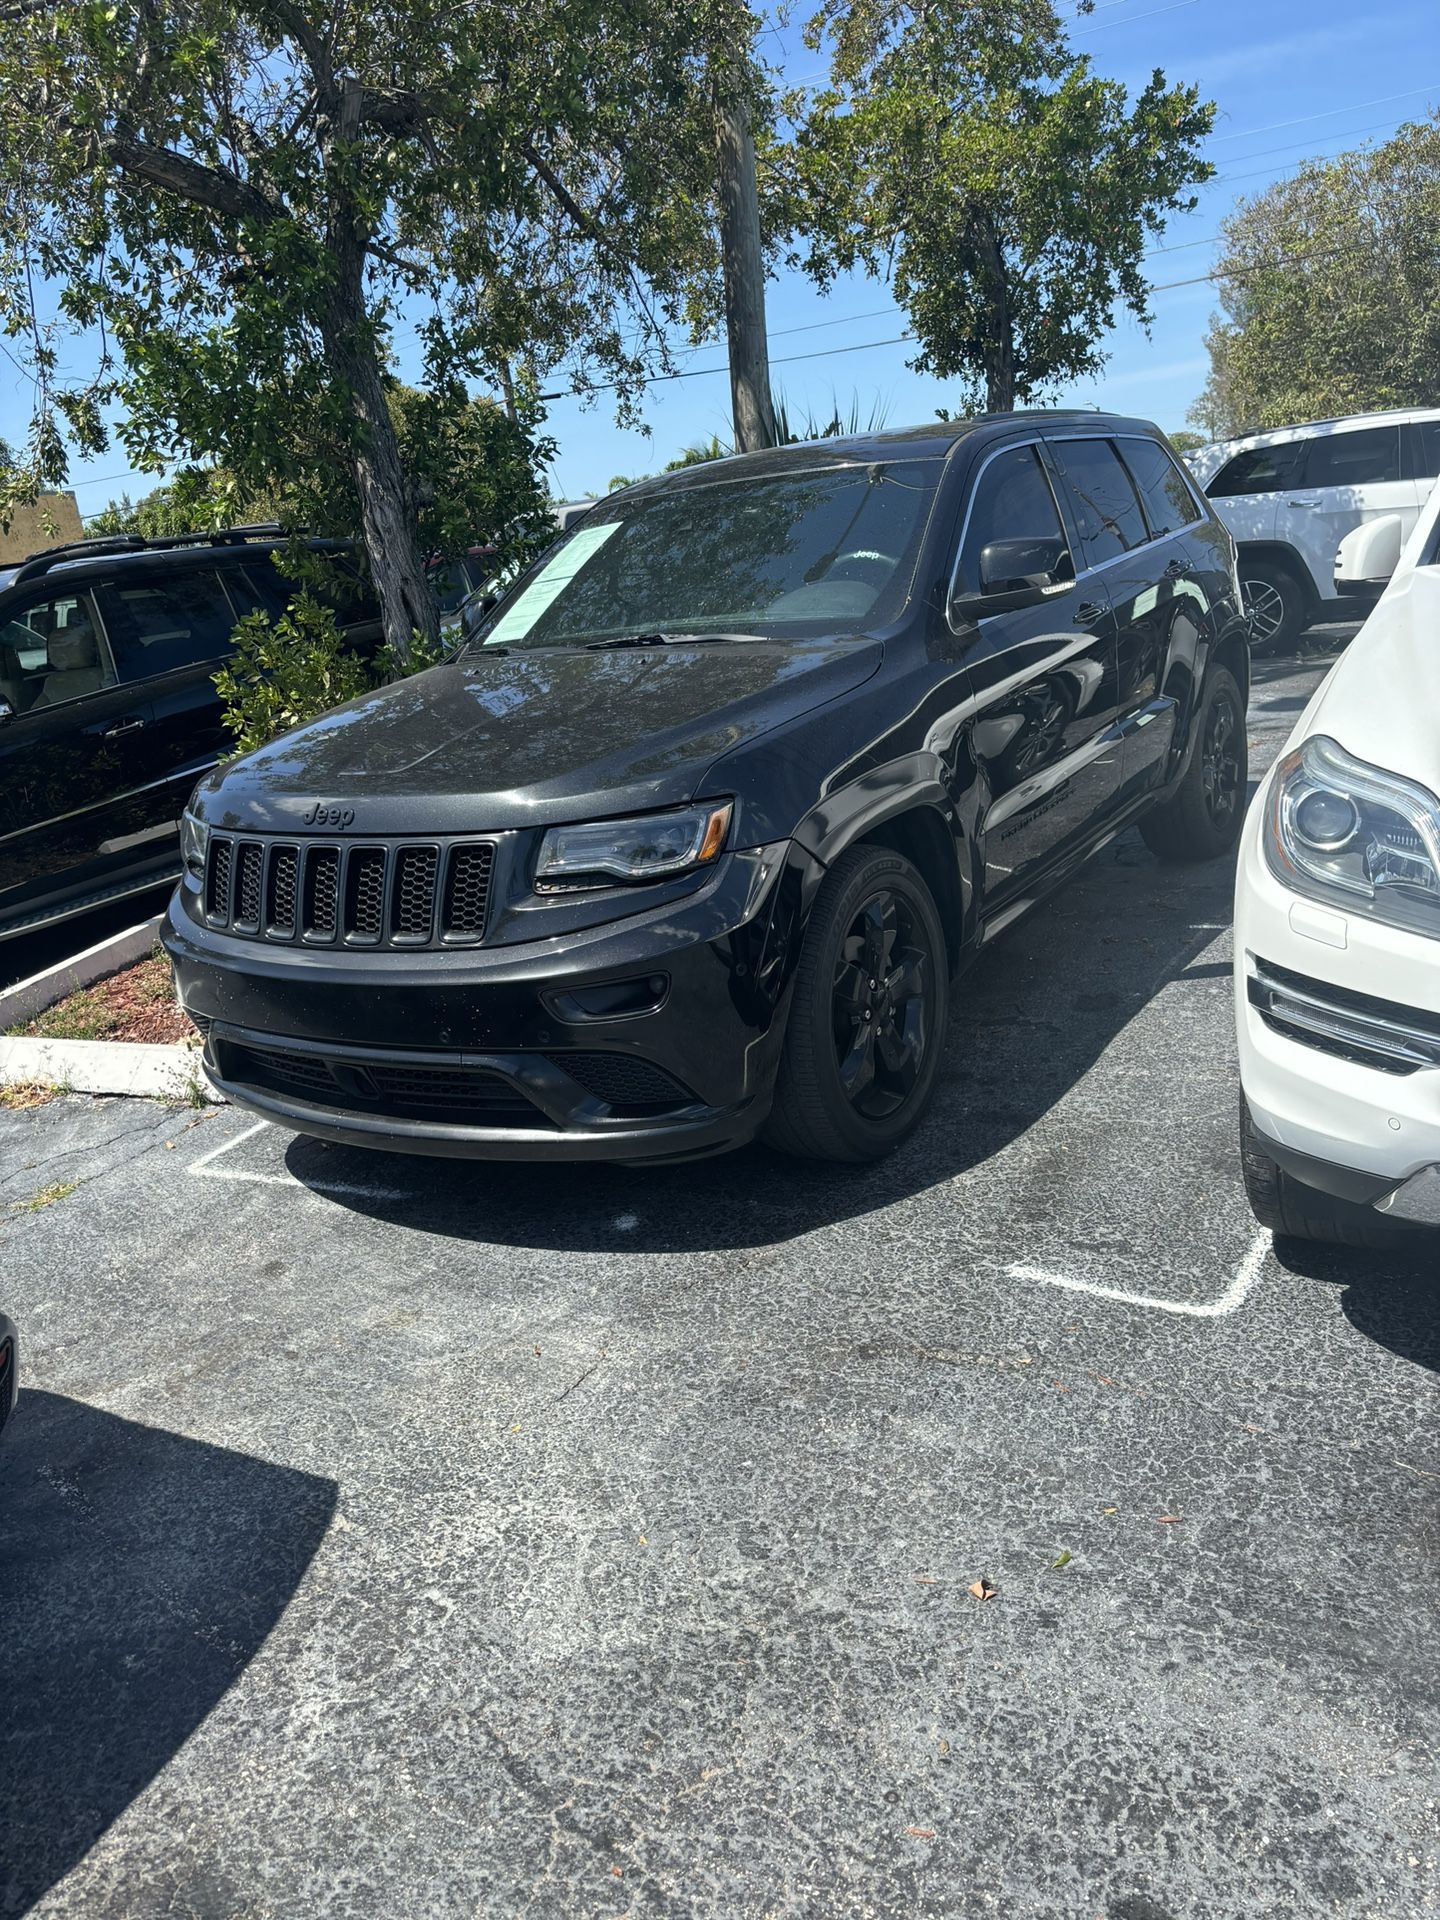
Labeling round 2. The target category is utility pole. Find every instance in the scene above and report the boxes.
[713,85,777,452]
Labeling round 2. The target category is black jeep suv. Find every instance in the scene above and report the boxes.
[165,414,1250,1164]
[0,528,380,943]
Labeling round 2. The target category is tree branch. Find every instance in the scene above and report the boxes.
[104,133,278,224]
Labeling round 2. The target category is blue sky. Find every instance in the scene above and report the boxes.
[4,0,1436,513]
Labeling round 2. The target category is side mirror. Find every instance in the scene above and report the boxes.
[1335,515,1403,598]
[0,699,14,725]
[950,536,1072,623]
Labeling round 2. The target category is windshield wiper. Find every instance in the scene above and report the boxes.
[585,630,757,650]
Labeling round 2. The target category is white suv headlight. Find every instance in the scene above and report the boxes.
[1264,735,1440,937]
[535,801,732,891]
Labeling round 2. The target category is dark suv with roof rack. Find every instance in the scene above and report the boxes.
[0,528,380,944]
[166,413,1251,1165]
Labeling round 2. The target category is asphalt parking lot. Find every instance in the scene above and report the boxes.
[3,624,1437,1920]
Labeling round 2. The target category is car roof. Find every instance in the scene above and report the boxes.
[605,410,1169,502]
[0,532,354,599]
[1194,403,1440,465]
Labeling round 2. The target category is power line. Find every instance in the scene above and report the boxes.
[1210,81,1440,144]
[539,239,1379,403]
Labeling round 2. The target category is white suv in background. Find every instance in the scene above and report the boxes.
[1190,407,1440,652]
[1235,483,1440,1246]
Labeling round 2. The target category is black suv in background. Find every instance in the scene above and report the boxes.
[167,413,1251,1165]
[0,529,380,943]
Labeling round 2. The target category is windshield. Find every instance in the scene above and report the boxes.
[467,460,941,651]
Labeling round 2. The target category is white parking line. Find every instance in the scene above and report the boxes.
[1006,1226,1271,1320]
[187,1120,414,1202]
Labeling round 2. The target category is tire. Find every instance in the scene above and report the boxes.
[1240,560,1308,655]
[1240,1093,1419,1249]
[1138,665,1248,864]
[764,844,949,1163]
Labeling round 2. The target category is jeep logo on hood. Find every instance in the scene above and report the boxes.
[302,802,355,829]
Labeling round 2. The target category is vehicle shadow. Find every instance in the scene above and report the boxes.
[0,1390,336,1916]
[1270,1237,1440,1373]
[285,830,1245,1256]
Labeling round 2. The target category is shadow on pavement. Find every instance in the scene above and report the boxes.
[0,1391,336,1916]
[1271,1237,1440,1374]
[285,833,1242,1256]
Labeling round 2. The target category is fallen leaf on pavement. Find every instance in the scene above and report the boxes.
[967,1578,997,1601]
[912,1575,937,1585]
[1101,1506,1118,1515]
[1156,1515,1182,1524]
[1054,1381,1071,1393]
[905,1827,936,1840]
[1050,1550,1072,1571]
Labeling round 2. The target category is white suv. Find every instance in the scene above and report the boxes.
[1235,481,1440,1245]
[1191,407,1440,652]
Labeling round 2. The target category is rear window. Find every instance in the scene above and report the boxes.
[1206,442,1305,497]
[1302,426,1401,489]
[1054,439,1149,566]
[1405,421,1440,484]
[1119,437,1202,537]
[99,569,239,679]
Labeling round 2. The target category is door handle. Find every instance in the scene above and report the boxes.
[1163,558,1188,580]
[1285,498,1322,508]
[102,716,146,738]
[1075,602,1107,627]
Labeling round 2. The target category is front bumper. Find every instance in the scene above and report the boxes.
[1234,791,1440,1219]
[163,843,804,1162]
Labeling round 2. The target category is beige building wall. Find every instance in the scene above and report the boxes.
[0,493,84,564]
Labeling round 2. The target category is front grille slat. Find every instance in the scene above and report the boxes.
[234,842,263,931]
[345,847,387,943]
[200,833,495,949]
[266,845,299,938]
[442,844,494,944]
[392,846,438,943]
[303,846,340,942]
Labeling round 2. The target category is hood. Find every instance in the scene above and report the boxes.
[195,637,884,836]
[1289,562,1440,784]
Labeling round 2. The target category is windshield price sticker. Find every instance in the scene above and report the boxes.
[485,522,622,644]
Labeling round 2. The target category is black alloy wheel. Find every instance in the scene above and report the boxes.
[764,844,949,1162]
[831,888,932,1119]
[1200,683,1243,831]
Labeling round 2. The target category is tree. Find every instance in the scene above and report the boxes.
[1166,429,1207,456]
[1191,113,1440,438]
[86,388,554,568]
[792,1,1214,411]
[0,0,751,660]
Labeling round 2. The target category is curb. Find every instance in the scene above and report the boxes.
[0,1035,224,1104]
[0,915,163,1030]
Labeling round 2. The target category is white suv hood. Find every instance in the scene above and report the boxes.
[1289,532,1440,788]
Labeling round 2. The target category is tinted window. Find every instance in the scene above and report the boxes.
[1302,426,1401,489]
[0,589,112,713]
[1207,443,1305,497]
[1118,437,1201,536]
[100,569,240,681]
[956,445,1071,597]
[1055,439,1149,565]
[472,462,939,649]
[1404,420,1440,483]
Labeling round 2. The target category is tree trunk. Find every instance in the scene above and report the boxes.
[713,87,777,453]
[321,250,437,668]
[970,215,1016,413]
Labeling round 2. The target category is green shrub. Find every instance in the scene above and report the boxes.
[214,595,377,756]
[213,595,456,756]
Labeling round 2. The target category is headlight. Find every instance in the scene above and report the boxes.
[1264,735,1440,936]
[180,809,209,883]
[535,801,732,891]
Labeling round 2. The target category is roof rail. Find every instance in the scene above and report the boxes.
[7,521,302,586]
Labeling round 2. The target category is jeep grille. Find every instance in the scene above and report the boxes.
[203,835,495,948]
